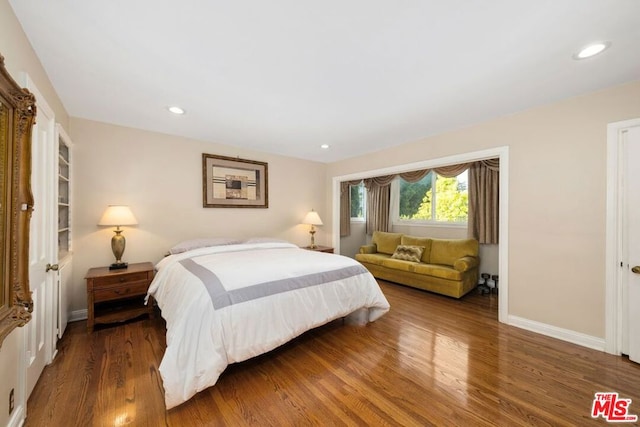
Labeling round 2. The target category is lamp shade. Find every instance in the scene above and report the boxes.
[302,210,323,226]
[98,205,138,226]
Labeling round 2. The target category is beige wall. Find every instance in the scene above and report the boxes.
[0,0,69,129]
[340,221,367,259]
[328,80,640,339]
[69,118,328,313]
[0,1,70,425]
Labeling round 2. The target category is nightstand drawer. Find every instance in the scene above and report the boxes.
[92,271,149,288]
[94,281,150,302]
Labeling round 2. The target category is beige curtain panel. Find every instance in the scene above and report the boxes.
[468,160,499,244]
[365,181,391,235]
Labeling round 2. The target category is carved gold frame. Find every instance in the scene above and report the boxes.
[0,54,36,347]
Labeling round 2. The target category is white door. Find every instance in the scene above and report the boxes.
[623,125,640,363]
[23,76,57,397]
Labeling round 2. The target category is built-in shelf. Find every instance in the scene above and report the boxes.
[58,132,71,259]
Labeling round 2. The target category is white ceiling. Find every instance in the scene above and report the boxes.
[9,1,640,163]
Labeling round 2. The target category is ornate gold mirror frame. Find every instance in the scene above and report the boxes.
[0,54,36,347]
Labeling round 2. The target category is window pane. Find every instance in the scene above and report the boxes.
[397,170,468,223]
[399,173,432,219]
[434,171,468,222]
[350,183,364,218]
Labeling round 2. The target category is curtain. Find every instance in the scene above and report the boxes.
[433,163,472,178]
[339,180,362,237]
[468,159,499,244]
[365,181,391,234]
[398,169,430,182]
[360,159,499,241]
[361,171,428,235]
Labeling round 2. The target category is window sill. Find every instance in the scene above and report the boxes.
[392,221,467,229]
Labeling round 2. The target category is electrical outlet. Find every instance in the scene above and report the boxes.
[9,388,14,415]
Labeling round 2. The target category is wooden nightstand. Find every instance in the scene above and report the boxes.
[85,262,155,333]
[302,245,334,253]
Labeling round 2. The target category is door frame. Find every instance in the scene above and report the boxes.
[605,117,640,355]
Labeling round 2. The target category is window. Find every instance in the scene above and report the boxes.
[350,182,365,221]
[396,170,468,223]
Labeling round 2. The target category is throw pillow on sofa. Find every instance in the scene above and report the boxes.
[391,245,424,262]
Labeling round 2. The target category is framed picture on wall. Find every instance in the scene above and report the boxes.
[202,153,269,208]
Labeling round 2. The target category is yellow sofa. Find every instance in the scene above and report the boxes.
[355,231,479,298]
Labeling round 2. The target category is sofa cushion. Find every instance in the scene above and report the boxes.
[381,258,415,272]
[413,263,463,281]
[429,238,479,266]
[400,236,432,263]
[355,253,390,266]
[371,231,403,255]
[391,245,424,263]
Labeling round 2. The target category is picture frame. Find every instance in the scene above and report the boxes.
[202,153,269,208]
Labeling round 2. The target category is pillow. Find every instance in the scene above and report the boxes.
[430,238,479,266]
[401,235,432,263]
[169,237,241,254]
[371,231,403,255]
[391,245,425,263]
[243,237,290,244]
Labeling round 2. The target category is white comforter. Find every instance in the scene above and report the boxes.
[147,242,390,409]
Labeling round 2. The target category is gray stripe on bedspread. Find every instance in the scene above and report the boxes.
[179,258,232,307]
[179,259,368,309]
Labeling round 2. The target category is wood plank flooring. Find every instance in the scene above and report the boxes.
[25,281,640,426]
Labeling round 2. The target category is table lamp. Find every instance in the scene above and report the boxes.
[98,205,138,270]
[302,209,323,249]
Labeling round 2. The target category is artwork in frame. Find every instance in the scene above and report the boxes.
[202,153,268,208]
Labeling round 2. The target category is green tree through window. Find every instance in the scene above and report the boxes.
[398,171,468,223]
[350,183,365,219]
[399,175,431,218]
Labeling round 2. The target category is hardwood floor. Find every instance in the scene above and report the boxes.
[26,281,640,426]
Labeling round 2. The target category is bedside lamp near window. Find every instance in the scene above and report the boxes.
[302,209,323,249]
[98,205,138,270]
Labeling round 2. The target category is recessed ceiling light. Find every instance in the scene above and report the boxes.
[320,144,330,149]
[573,41,611,60]
[167,105,185,115]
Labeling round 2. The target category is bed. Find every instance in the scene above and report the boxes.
[146,239,390,409]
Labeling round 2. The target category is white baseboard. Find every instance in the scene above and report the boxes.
[8,404,25,427]
[69,309,88,323]
[508,315,606,352]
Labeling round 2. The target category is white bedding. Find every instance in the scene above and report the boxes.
[147,241,390,409]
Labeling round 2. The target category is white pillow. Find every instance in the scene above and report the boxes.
[243,237,290,244]
[169,237,241,254]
